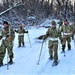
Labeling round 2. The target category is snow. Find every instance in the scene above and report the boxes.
[0,19,75,75]
[27,16,36,20]
[40,19,59,28]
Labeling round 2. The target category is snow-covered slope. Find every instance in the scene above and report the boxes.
[0,19,75,74]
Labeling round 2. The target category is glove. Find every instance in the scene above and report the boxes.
[2,37,6,40]
[15,30,18,33]
[26,31,28,33]
[14,30,16,32]
[43,35,47,40]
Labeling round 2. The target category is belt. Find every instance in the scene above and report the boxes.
[63,33,71,35]
[18,34,24,36]
[48,38,58,41]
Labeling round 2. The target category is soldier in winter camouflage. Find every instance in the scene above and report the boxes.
[0,21,15,66]
[15,24,28,47]
[60,19,72,52]
[71,20,75,40]
[44,21,60,65]
[58,19,63,28]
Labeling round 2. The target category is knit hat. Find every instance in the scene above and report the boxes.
[3,21,8,25]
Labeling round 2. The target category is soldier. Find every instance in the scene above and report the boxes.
[43,21,60,66]
[58,19,63,28]
[0,21,15,66]
[15,24,28,47]
[60,19,72,53]
[71,20,75,40]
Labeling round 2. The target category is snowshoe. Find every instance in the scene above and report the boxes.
[61,51,65,53]
[48,57,53,60]
[8,60,13,65]
[0,64,3,67]
[52,60,59,66]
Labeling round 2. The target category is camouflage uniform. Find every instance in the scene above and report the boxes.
[71,20,75,40]
[60,20,72,52]
[58,19,63,28]
[44,21,60,64]
[0,21,15,66]
[15,24,28,47]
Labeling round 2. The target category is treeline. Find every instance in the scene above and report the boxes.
[0,0,75,25]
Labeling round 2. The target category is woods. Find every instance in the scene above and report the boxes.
[0,0,75,25]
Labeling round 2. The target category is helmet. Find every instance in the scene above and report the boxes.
[52,21,56,25]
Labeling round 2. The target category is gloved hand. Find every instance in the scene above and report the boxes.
[2,37,6,40]
[26,31,28,33]
[14,30,16,32]
[15,30,18,33]
[43,35,47,40]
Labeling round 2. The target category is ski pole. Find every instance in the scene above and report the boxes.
[74,34,75,45]
[37,40,44,65]
[64,51,66,57]
[58,39,61,50]
[6,48,9,69]
[6,26,11,69]
[26,27,32,48]
[27,32,31,48]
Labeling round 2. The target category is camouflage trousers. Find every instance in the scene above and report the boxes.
[48,40,58,61]
[0,40,14,64]
[61,35,71,50]
[18,35,24,46]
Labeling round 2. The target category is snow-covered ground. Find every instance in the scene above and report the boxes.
[0,19,75,75]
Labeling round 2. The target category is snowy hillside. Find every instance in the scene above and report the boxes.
[0,19,75,74]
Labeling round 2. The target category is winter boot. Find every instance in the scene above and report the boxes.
[68,47,71,51]
[52,60,58,66]
[0,60,3,67]
[8,57,13,65]
[49,56,53,60]
[61,44,65,53]
[68,44,71,51]
[22,42,25,47]
[18,43,21,47]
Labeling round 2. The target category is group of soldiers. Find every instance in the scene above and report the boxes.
[43,19,75,65]
[0,19,75,67]
[0,21,28,67]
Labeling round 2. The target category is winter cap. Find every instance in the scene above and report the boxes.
[19,24,22,26]
[52,21,56,25]
[3,21,8,25]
